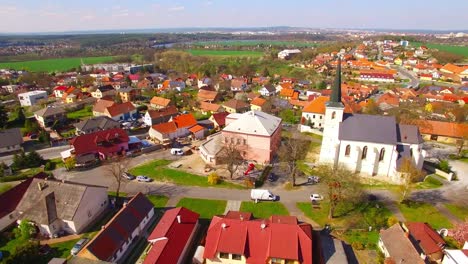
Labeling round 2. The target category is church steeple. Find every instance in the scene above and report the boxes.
[327,57,344,107]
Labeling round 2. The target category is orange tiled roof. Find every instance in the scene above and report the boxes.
[106,102,136,117]
[302,96,330,114]
[152,121,177,134]
[200,101,222,112]
[440,63,464,74]
[251,97,267,107]
[189,124,205,133]
[173,114,197,128]
[150,96,171,107]
[416,120,468,138]
[289,99,308,108]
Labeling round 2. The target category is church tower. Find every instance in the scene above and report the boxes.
[319,58,345,166]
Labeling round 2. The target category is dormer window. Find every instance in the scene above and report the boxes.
[232,254,242,260]
[219,252,229,259]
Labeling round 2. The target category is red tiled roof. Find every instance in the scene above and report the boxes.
[106,102,136,117]
[204,214,312,264]
[415,120,468,138]
[0,172,47,219]
[143,207,199,264]
[303,96,357,114]
[377,93,400,106]
[147,106,178,119]
[54,85,68,91]
[199,102,222,112]
[150,97,171,107]
[173,114,197,128]
[406,222,445,255]
[189,125,205,133]
[128,74,140,81]
[70,128,129,156]
[289,99,308,108]
[251,97,267,107]
[211,112,229,127]
[151,122,177,134]
[82,193,154,261]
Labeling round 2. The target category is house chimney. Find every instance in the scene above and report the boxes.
[260,222,266,229]
[221,223,227,229]
[177,215,181,224]
[240,215,244,221]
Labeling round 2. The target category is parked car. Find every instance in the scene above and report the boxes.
[310,194,324,201]
[71,238,89,255]
[307,176,320,184]
[137,175,152,182]
[251,189,277,202]
[267,173,277,182]
[170,148,184,155]
[122,172,135,180]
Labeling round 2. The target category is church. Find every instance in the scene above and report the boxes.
[319,60,425,183]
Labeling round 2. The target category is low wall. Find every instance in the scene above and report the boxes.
[434,169,453,181]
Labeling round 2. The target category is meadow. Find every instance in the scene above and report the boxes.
[185,49,264,57]
[412,42,468,57]
[0,56,115,72]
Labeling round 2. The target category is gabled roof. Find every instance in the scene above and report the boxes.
[261,84,275,92]
[0,128,23,148]
[150,96,171,107]
[198,89,219,101]
[339,114,397,145]
[143,207,199,264]
[440,63,463,74]
[105,102,136,117]
[379,224,424,264]
[189,125,205,133]
[211,112,229,127]
[414,120,468,139]
[406,222,445,255]
[199,102,222,112]
[396,124,424,144]
[223,111,281,137]
[74,116,120,133]
[250,97,267,107]
[82,193,153,261]
[151,122,178,134]
[204,214,312,264]
[173,114,197,128]
[34,107,66,117]
[223,99,250,110]
[147,106,178,119]
[70,128,129,155]
[93,99,115,114]
[377,93,400,107]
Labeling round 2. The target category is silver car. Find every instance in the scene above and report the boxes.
[71,238,89,255]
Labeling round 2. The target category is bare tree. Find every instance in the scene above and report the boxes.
[398,157,425,203]
[278,131,309,186]
[105,156,131,200]
[217,143,244,179]
[315,165,364,219]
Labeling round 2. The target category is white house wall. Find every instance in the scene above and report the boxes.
[71,187,108,233]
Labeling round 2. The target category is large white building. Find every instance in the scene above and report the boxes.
[278,49,301,60]
[319,61,425,183]
[18,90,48,106]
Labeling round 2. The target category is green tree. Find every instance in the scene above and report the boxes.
[15,106,26,124]
[25,151,44,168]
[0,104,8,128]
[279,109,298,124]
[317,81,327,90]
[5,241,40,264]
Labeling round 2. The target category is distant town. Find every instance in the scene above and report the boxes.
[0,28,467,264]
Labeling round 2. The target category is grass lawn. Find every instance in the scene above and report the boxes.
[0,183,13,194]
[185,49,264,57]
[108,191,128,198]
[0,56,115,72]
[129,160,244,189]
[398,200,453,229]
[146,194,169,208]
[239,201,289,219]
[414,174,444,189]
[48,238,80,259]
[66,107,93,120]
[338,230,380,250]
[176,198,227,219]
[0,167,44,182]
[444,203,468,221]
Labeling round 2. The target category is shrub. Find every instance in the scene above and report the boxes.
[44,161,56,171]
[207,172,220,185]
[438,160,451,173]
[351,241,365,250]
[387,216,399,227]
[244,178,254,188]
[255,165,272,188]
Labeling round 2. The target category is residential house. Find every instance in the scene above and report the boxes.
[16,178,108,237]
[198,89,219,103]
[0,128,23,154]
[199,102,224,115]
[359,72,395,83]
[223,99,250,114]
[92,98,116,117]
[440,63,464,75]
[78,193,154,263]
[118,87,139,103]
[301,96,358,131]
[414,120,468,144]
[74,116,120,135]
[259,84,276,97]
[251,76,269,85]
[278,49,302,59]
[230,78,248,92]
[91,85,115,99]
[279,88,299,100]
[0,173,47,231]
[143,106,179,127]
[200,111,282,165]
[250,97,270,112]
[53,86,68,98]
[377,93,400,109]
[18,90,48,106]
[378,223,425,264]
[169,80,186,92]
[148,114,197,143]
[150,96,172,109]
[2,84,19,93]
[189,125,206,140]
[34,106,67,128]
[128,74,140,85]
[209,112,229,130]
[104,102,138,121]
[203,212,313,264]
[404,222,446,262]
[289,99,308,110]
[143,207,200,264]
[137,78,153,89]
[69,128,129,163]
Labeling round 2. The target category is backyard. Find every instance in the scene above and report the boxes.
[176,198,227,219]
[239,201,289,219]
[444,203,468,221]
[129,160,244,189]
[66,106,93,120]
[398,200,453,229]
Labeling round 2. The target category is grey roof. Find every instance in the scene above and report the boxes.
[16,178,107,225]
[34,106,66,117]
[396,124,423,144]
[262,84,276,92]
[0,128,23,148]
[223,110,282,136]
[74,116,120,132]
[200,133,223,156]
[339,114,397,145]
[379,224,423,264]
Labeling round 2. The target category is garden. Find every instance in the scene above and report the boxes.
[239,201,289,219]
[176,198,227,219]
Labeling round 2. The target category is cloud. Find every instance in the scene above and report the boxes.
[168,5,185,12]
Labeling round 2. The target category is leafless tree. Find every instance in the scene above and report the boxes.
[278,131,309,186]
[105,156,131,200]
[398,157,425,203]
[217,143,244,179]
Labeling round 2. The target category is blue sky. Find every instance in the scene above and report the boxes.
[0,0,467,33]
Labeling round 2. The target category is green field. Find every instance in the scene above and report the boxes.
[0,56,115,72]
[185,49,264,57]
[398,200,453,229]
[193,40,318,48]
[412,42,468,57]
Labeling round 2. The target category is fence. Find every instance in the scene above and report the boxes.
[434,169,454,181]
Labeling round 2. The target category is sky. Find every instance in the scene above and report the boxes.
[0,0,467,33]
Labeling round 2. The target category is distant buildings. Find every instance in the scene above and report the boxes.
[18,90,48,106]
[278,49,301,60]
[0,128,23,154]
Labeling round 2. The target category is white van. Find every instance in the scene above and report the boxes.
[170,148,184,155]
[250,189,277,202]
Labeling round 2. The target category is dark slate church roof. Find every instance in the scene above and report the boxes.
[339,114,398,145]
[397,124,424,144]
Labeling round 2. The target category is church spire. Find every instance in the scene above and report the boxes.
[327,56,344,107]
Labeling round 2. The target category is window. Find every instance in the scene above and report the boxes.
[285,260,296,264]
[331,111,336,119]
[320,116,323,119]
[219,252,229,259]
[271,258,283,264]
[313,115,316,118]
[361,146,368,160]
[237,138,241,145]
[379,148,385,161]
[232,254,242,260]
[243,139,246,145]
[345,145,351,157]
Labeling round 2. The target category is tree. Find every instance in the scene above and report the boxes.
[106,156,131,200]
[14,219,36,240]
[315,165,364,219]
[317,80,327,90]
[217,143,244,179]
[25,151,44,168]
[15,106,26,124]
[64,157,76,171]
[278,131,309,186]
[5,241,40,264]
[261,67,270,77]
[363,99,381,115]
[279,109,297,124]
[0,104,8,128]
[398,157,425,203]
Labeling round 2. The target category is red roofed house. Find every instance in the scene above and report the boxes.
[377,93,400,108]
[250,97,270,112]
[148,113,197,143]
[143,207,200,264]
[203,212,313,264]
[101,101,137,121]
[209,112,230,130]
[199,101,224,115]
[379,223,424,264]
[404,222,446,262]
[79,193,155,263]
[128,74,140,84]
[150,96,172,109]
[189,125,206,140]
[414,120,468,145]
[69,128,129,164]
[53,85,68,98]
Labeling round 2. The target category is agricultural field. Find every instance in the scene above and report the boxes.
[411,42,468,57]
[185,49,264,57]
[0,56,115,72]
[193,40,318,48]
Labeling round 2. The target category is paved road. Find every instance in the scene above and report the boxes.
[393,66,420,88]
[0,145,70,164]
